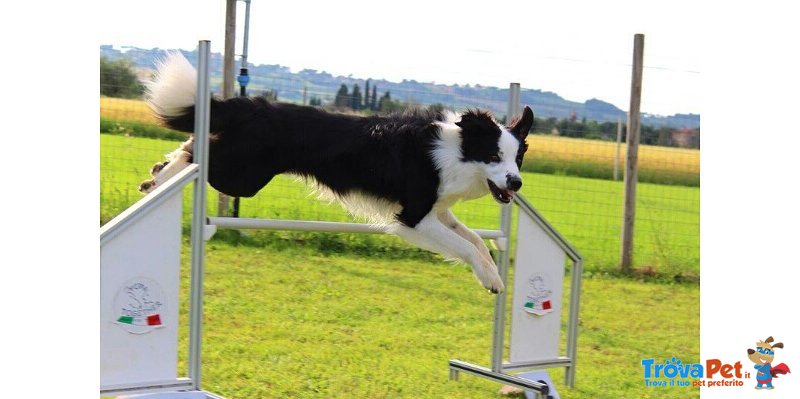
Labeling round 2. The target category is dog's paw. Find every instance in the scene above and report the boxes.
[138,179,156,194]
[150,161,170,176]
[473,264,505,294]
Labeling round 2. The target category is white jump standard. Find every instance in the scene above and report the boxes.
[100,41,218,398]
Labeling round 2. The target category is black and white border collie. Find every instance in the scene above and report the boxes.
[140,53,533,294]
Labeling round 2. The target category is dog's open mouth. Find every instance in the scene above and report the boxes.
[487,180,514,204]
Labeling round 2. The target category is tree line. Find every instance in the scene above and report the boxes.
[524,114,698,148]
[100,57,145,98]
[329,79,405,113]
[326,86,699,148]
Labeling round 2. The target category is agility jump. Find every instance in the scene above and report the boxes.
[100,40,582,398]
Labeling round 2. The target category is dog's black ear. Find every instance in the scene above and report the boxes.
[509,106,533,140]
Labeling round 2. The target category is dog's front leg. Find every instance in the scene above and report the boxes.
[139,138,194,193]
[392,212,504,293]
[436,209,495,265]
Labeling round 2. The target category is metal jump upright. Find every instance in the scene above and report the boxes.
[100,40,221,398]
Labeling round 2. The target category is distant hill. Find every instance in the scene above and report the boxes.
[100,45,699,129]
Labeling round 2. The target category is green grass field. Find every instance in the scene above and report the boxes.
[174,242,699,399]
[101,133,700,398]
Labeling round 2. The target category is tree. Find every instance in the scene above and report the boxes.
[640,125,658,145]
[371,86,378,110]
[537,117,558,134]
[334,84,350,108]
[428,103,446,114]
[657,126,675,146]
[100,57,144,98]
[378,91,391,112]
[378,91,403,112]
[351,84,363,110]
[260,89,278,101]
[558,116,585,138]
[364,79,371,109]
[308,96,322,106]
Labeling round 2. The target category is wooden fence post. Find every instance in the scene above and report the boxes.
[218,0,237,217]
[620,34,644,273]
[614,117,623,181]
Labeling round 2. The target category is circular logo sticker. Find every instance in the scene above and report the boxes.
[113,277,166,334]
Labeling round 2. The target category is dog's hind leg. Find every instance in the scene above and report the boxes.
[139,137,194,193]
[205,146,275,198]
[206,166,275,198]
[391,211,504,294]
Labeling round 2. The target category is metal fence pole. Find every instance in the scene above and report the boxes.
[189,40,211,390]
[565,257,583,387]
[240,0,251,71]
[233,0,252,218]
[506,83,521,124]
[620,34,644,273]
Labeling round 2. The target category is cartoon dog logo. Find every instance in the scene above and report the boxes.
[747,336,791,389]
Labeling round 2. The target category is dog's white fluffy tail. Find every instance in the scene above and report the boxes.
[146,52,197,118]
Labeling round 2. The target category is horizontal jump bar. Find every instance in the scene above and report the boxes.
[449,360,549,395]
[100,378,194,396]
[208,217,505,239]
[101,165,199,246]
[502,357,573,371]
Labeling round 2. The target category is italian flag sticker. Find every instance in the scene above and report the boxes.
[116,314,162,326]
[522,274,554,316]
[524,299,552,310]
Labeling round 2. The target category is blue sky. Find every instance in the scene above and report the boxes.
[98,0,702,116]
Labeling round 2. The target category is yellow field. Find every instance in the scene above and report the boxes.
[100,97,160,124]
[526,134,699,174]
[100,97,699,178]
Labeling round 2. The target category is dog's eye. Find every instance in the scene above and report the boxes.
[489,155,501,163]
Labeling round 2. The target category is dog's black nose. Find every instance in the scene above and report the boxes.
[507,175,522,191]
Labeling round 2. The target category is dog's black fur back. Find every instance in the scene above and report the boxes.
[162,98,448,227]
